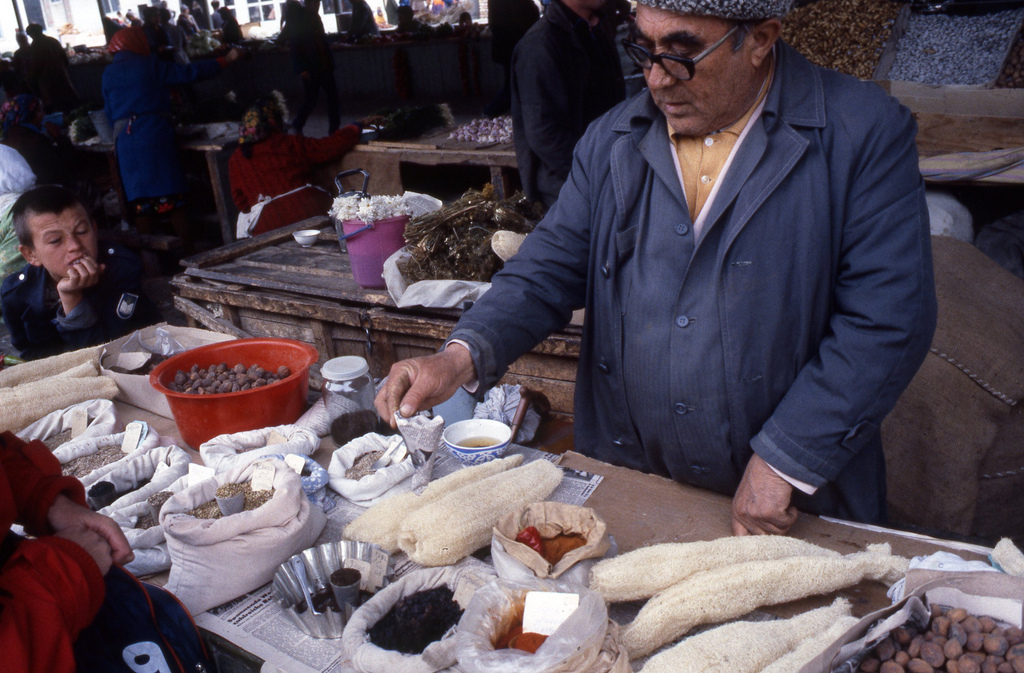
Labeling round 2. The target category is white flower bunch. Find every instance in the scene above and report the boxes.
[331,194,412,222]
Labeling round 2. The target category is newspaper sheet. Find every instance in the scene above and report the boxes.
[195,445,603,673]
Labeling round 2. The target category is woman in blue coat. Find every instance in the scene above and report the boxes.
[102,27,239,247]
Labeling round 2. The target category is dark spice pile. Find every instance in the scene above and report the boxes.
[167,363,292,395]
[402,184,542,283]
[368,586,463,655]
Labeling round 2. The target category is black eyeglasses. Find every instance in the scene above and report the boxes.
[622,24,740,81]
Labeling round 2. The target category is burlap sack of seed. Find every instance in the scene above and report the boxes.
[492,503,610,583]
[81,444,191,515]
[53,426,165,479]
[109,473,190,576]
[160,457,327,615]
[455,577,630,673]
[329,433,416,505]
[882,236,1024,539]
[15,399,121,447]
[198,424,319,473]
[343,561,496,673]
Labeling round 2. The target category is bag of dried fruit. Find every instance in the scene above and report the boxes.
[328,433,416,505]
[455,577,629,673]
[198,424,319,473]
[342,561,495,673]
[15,398,121,448]
[109,473,190,576]
[491,503,612,586]
[160,456,327,614]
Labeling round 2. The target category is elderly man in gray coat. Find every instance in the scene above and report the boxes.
[377,0,937,535]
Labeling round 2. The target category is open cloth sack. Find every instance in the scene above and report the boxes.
[53,423,165,480]
[198,424,319,473]
[491,503,612,584]
[109,473,190,576]
[455,577,629,673]
[81,443,192,515]
[160,457,327,615]
[473,385,541,444]
[343,561,496,673]
[383,247,491,310]
[15,399,121,447]
[329,433,417,505]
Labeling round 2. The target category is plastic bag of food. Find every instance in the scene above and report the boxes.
[329,433,416,505]
[199,424,319,473]
[15,399,121,449]
[491,503,612,584]
[343,562,495,673]
[161,457,327,614]
[455,578,629,673]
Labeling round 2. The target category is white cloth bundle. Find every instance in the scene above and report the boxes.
[198,424,319,473]
[328,433,416,505]
[161,457,327,614]
[16,399,121,447]
[473,385,541,444]
[109,473,190,576]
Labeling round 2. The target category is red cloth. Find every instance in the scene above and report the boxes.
[229,125,359,234]
[0,432,106,673]
[108,26,150,56]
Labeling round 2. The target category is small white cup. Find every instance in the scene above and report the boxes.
[292,229,320,247]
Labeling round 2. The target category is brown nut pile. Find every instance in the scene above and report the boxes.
[996,35,1024,88]
[859,605,1024,673]
[780,0,903,79]
[168,363,292,395]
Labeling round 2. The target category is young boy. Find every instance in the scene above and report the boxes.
[1,185,162,360]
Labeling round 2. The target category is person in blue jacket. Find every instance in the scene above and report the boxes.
[101,26,239,248]
[1,185,162,360]
[376,0,937,535]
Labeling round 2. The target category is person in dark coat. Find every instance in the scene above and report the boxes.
[377,0,937,534]
[0,94,73,188]
[280,0,340,134]
[510,0,624,207]
[1,185,162,360]
[350,0,381,39]
[484,0,539,117]
[218,6,243,42]
[101,27,240,247]
[24,24,80,114]
[210,0,225,29]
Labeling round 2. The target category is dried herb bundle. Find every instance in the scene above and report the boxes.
[402,184,542,283]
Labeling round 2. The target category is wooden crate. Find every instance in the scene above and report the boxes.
[172,217,581,420]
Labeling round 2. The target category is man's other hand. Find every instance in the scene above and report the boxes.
[731,453,799,536]
[375,344,476,426]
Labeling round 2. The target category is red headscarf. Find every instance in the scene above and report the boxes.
[108,26,150,56]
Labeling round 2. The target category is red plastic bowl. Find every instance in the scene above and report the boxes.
[149,338,319,447]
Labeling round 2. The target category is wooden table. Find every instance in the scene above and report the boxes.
[171,217,582,419]
[74,132,238,246]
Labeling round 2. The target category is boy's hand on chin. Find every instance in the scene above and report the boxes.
[57,256,106,295]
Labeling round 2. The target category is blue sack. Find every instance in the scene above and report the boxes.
[74,564,213,673]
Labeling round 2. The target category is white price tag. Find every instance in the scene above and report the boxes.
[266,430,288,446]
[115,351,151,371]
[188,463,216,487]
[522,591,579,637]
[284,454,306,474]
[121,421,145,453]
[251,461,275,491]
[70,407,89,438]
[452,571,489,610]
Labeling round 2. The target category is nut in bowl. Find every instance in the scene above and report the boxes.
[442,418,513,466]
[292,229,320,247]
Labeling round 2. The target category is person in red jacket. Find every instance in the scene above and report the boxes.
[0,431,134,673]
[228,93,360,237]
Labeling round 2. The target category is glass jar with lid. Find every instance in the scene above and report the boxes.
[321,356,378,445]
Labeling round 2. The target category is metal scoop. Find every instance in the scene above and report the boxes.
[289,556,322,615]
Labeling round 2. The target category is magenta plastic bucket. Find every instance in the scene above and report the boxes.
[340,215,409,289]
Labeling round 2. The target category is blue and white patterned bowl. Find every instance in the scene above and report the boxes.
[443,418,513,466]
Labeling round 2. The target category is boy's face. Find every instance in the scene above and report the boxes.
[18,205,100,283]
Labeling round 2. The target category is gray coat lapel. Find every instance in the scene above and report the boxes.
[613,94,687,214]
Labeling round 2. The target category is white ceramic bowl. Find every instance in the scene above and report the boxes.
[442,418,513,466]
[292,229,320,247]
